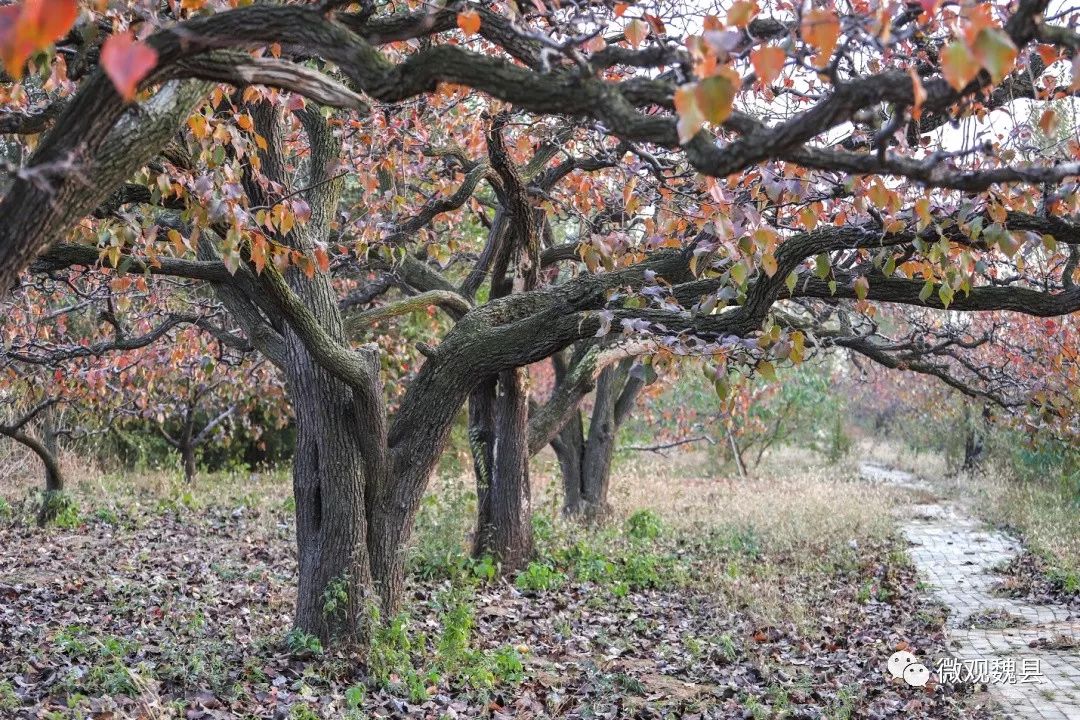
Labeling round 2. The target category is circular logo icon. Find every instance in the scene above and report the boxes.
[888,650,917,680]
[903,663,931,687]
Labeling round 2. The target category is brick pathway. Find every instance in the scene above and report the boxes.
[861,463,1080,720]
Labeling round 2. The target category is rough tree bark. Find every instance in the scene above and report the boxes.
[468,115,539,569]
[471,368,534,569]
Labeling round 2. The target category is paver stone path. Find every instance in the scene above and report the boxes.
[861,463,1079,720]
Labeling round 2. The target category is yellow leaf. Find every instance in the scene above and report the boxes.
[854,275,869,300]
[693,67,739,125]
[941,41,979,91]
[750,46,785,84]
[915,197,931,226]
[972,28,1017,85]
[456,10,481,36]
[674,84,704,144]
[761,252,778,277]
[625,19,649,48]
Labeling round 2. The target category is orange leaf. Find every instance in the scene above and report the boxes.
[1039,108,1058,136]
[456,10,481,36]
[0,0,79,79]
[726,1,756,28]
[940,41,979,91]
[1036,44,1058,67]
[908,67,926,121]
[642,13,665,36]
[674,84,704,144]
[801,9,839,64]
[101,31,159,102]
[314,246,330,274]
[750,46,785,84]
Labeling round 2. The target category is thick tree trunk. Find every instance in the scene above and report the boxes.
[285,336,374,646]
[552,411,585,516]
[471,368,533,570]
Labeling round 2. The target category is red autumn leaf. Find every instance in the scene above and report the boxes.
[0,0,79,79]
[101,31,159,102]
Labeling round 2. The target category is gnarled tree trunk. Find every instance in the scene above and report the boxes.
[285,337,375,644]
[0,403,66,527]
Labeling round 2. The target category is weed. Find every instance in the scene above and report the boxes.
[515,561,566,592]
[625,509,663,540]
[0,680,18,711]
[92,507,120,525]
[344,684,365,709]
[285,628,323,656]
[322,575,350,619]
[288,703,321,720]
[43,493,80,529]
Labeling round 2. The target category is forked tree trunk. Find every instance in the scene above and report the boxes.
[471,367,533,570]
[551,361,643,519]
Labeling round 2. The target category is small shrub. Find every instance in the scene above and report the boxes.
[288,703,321,720]
[489,646,525,684]
[322,575,349,619]
[625,509,663,540]
[41,493,80,529]
[344,684,365,709]
[0,680,18,711]
[92,507,120,525]
[0,497,12,522]
[621,552,667,590]
[515,561,566,592]
[285,628,323,656]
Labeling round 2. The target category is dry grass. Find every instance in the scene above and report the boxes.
[534,446,907,631]
[603,446,898,550]
[959,475,1080,577]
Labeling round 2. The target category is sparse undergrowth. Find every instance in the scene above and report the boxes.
[0,455,996,719]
